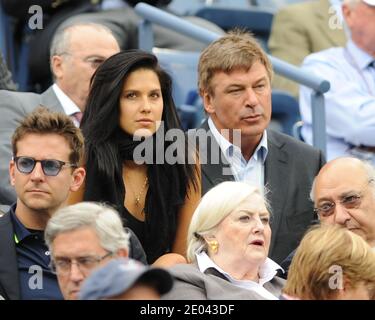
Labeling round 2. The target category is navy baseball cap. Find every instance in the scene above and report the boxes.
[79,258,173,300]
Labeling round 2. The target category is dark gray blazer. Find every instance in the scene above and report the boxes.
[0,86,64,205]
[162,263,285,300]
[192,121,325,263]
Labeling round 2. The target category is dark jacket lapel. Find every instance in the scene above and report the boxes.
[0,212,20,300]
[265,130,290,255]
[196,120,234,195]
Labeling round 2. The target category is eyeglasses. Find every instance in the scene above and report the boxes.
[314,180,374,218]
[14,156,77,176]
[314,194,363,217]
[58,52,105,69]
[50,252,113,276]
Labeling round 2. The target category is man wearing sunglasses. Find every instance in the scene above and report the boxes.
[0,107,86,300]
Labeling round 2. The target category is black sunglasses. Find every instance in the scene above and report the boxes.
[14,156,77,176]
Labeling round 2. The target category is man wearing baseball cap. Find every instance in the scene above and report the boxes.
[79,258,173,300]
[299,0,375,163]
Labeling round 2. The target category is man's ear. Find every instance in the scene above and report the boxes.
[51,55,64,80]
[202,90,215,115]
[9,160,16,186]
[70,167,86,192]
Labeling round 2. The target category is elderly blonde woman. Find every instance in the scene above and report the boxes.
[162,181,285,300]
[282,224,375,300]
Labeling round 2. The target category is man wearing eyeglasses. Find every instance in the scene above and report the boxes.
[0,22,120,207]
[280,156,375,277]
[0,107,86,300]
[44,202,131,300]
[311,157,375,248]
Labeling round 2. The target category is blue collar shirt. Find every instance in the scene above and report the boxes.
[10,204,63,300]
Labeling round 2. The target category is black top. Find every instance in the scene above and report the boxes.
[10,205,63,300]
[123,208,146,250]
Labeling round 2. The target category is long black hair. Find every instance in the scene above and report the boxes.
[81,50,198,263]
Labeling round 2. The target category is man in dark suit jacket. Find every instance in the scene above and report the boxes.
[0,22,120,206]
[193,30,324,264]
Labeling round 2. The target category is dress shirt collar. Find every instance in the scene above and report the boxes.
[196,251,282,287]
[346,39,375,71]
[52,83,81,117]
[207,117,268,164]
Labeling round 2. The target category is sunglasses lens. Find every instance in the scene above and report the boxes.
[17,157,35,173]
[42,160,62,176]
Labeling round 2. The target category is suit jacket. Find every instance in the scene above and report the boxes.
[0,211,20,300]
[162,263,285,300]
[268,0,347,97]
[193,121,325,263]
[0,86,64,205]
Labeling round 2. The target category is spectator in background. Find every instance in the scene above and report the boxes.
[2,0,223,91]
[283,224,375,300]
[268,0,347,97]
[0,52,17,90]
[192,29,324,263]
[79,257,173,300]
[0,22,120,206]
[163,182,285,300]
[299,0,375,162]
[1,0,101,91]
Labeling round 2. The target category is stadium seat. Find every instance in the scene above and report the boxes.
[193,6,274,51]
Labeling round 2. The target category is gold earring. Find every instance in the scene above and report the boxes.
[208,240,219,254]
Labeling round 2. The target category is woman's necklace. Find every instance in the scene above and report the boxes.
[128,176,148,213]
[132,176,148,208]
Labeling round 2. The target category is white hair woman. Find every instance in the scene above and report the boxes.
[163,181,285,300]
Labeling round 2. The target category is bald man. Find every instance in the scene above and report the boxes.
[280,157,375,277]
[311,157,375,247]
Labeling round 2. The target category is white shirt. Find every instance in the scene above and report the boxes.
[196,251,282,300]
[52,84,81,127]
[208,117,268,194]
[299,40,375,160]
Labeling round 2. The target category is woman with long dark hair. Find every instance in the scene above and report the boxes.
[69,50,200,263]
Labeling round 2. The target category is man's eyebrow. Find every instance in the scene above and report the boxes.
[253,76,267,84]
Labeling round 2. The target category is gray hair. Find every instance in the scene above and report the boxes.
[310,159,375,202]
[49,22,116,75]
[45,202,130,255]
[186,181,269,263]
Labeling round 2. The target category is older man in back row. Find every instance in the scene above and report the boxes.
[0,22,120,206]
[300,0,375,162]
